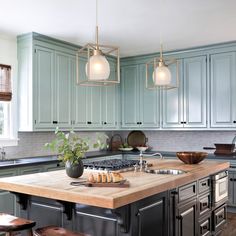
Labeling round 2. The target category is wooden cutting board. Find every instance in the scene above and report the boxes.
[70,180,130,188]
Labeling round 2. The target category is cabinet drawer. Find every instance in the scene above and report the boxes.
[199,215,211,236]
[199,177,210,194]
[199,193,211,216]
[179,182,197,202]
[213,204,227,232]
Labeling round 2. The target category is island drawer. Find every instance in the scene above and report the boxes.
[199,214,211,236]
[198,192,211,216]
[198,177,211,194]
[212,204,226,232]
[178,181,197,202]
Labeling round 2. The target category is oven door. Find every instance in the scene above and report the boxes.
[213,176,228,203]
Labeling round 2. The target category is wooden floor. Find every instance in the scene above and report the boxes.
[221,212,236,236]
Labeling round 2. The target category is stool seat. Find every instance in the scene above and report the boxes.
[34,226,90,236]
[0,213,35,236]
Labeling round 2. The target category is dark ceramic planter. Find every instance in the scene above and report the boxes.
[65,159,84,178]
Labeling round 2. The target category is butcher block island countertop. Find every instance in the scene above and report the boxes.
[0,159,229,209]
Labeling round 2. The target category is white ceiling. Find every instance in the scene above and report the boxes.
[1,0,236,57]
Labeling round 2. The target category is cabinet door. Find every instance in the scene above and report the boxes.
[139,64,160,128]
[176,200,197,236]
[162,60,184,128]
[228,171,236,206]
[121,65,140,127]
[55,52,73,128]
[87,86,102,128]
[34,46,55,129]
[210,52,236,127]
[0,169,18,216]
[102,86,117,128]
[183,56,207,128]
[19,166,44,175]
[73,57,88,128]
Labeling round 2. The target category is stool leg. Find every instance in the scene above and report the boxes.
[5,233,12,236]
[27,229,33,236]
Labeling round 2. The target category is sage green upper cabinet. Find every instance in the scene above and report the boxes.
[121,64,160,128]
[18,33,77,131]
[73,57,118,129]
[34,45,55,129]
[183,56,207,128]
[162,60,183,128]
[54,51,73,128]
[210,52,236,128]
[162,56,207,128]
[34,47,73,129]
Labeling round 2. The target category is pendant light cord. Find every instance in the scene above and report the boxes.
[95,0,99,49]
[159,0,163,60]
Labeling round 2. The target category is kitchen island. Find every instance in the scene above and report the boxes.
[0,159,230,236]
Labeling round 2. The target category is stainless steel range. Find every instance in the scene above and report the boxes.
[83,159,140,172]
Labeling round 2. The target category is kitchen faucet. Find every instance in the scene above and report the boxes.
[0,147,6,161]
[138,151,163,172]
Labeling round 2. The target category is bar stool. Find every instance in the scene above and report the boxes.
[0,213,36,236]
[34,226,90,236]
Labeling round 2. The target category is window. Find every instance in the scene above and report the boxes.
[0,101,10,138]
[0,64,17,145]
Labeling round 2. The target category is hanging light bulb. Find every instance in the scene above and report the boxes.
[86,48,110,81]
[153,60,171,86]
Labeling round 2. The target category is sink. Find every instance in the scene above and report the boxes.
[145,169,187,175]
[0,159,31,166]
[0,156,58,166]
[0,160,15,166]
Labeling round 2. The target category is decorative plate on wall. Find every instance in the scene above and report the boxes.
[127,131,147,149]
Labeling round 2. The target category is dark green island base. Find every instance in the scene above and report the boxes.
[15,174,227,236]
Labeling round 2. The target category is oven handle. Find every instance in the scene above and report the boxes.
[214,176,228,184]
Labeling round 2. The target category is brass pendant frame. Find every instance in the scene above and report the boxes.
[76,43,120,87]
[145,57,179,90]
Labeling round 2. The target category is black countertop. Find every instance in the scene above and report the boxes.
[0,150,235,168]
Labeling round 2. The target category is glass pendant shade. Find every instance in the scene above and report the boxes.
[146,55,179,90]
[86,54,110,81]
[153,64,171,86]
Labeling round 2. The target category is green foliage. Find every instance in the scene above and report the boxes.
[45,128,109,165]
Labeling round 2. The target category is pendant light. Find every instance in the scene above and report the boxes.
[146,44,179,90]
[146,0,179,90]
[76,0,120,86]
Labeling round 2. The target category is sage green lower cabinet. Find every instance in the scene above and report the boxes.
[121,64,160,128]
[228,171,236,207]
[162,56,207,128]
[0,169,18,216]
[210,52,236,128]
[0,162,63,218]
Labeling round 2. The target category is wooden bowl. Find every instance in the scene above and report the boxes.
[176,152,208,164]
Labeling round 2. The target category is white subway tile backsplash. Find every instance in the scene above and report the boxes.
[4,130,236,159]
[5,131,111,159]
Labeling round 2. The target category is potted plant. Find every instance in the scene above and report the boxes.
[45,128,108,178]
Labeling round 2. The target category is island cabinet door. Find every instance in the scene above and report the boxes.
[20,197,66,229]
[176,199,197,236]
[132,191,168,236]
[74,205,118,236]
